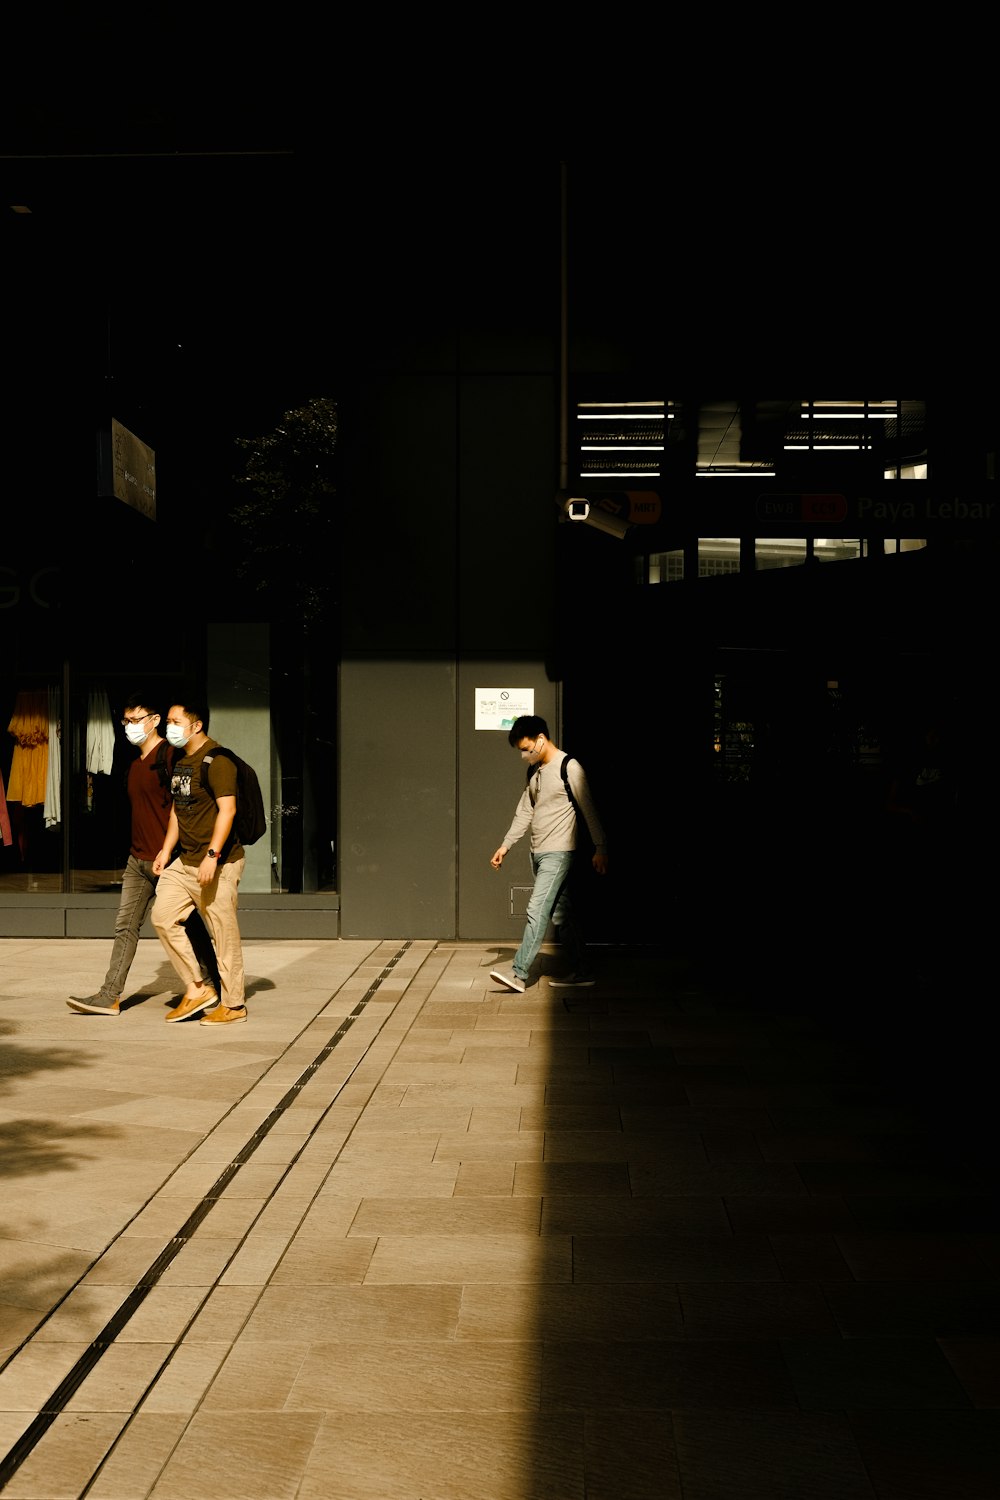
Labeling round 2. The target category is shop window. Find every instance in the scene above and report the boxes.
[814,538,863,562]
[754,538,807,570]
[642,550,684,584]
[698,539,740,576]
[883,538,928,554]
[0,678,64,892]
[68,680,142,894]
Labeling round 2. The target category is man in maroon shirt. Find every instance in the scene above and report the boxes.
[67,693,217,1016]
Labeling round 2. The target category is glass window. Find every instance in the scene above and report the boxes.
[69,680,140,895]
[0,677,63,892]
[698,539,740,576]
[754,538,806,570]
[644,550,684,584]
[814,538,863,562]
[884,538,928,554]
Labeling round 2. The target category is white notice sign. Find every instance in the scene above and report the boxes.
[475,688,535,731]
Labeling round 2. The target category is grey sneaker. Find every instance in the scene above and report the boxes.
[67,994,121,1015]
[548,973,596,987]
[489,964,526,993]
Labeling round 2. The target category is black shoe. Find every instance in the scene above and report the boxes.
[67,994,121,1015]
[548,972,596,987]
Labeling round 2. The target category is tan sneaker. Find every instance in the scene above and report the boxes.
[165,988,219,1023]
[199,1004,248,1026]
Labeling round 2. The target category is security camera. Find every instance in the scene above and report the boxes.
[558,492,633,539]
[583,507,632,539]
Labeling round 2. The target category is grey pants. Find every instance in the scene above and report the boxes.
[99,855,218,1001]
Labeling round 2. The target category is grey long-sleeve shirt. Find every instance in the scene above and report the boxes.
[501,753,607,856]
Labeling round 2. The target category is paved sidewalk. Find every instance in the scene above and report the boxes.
[0,937,998,1499]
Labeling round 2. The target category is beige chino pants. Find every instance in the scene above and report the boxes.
[152,856,246,1010]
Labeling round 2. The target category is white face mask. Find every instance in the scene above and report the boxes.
[124,721,151,746]
[165,723,191,749]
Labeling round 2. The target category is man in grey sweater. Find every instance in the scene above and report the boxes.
[489,715,608,993]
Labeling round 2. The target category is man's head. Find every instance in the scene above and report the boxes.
[508,714,550,766]
[165,700,208,752]
[121,693,161,746]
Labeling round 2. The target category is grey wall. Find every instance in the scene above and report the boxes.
[457,660,560,940]
[335,246,562,939]
[206,622,273,894]
[338,656,457,939]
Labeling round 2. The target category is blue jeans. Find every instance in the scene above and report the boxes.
[99,855,218,1002]
[512,850,586,981]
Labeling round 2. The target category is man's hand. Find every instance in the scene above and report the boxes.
[197,855,220,886]
[592,853,608,876]
[490,846,507,869]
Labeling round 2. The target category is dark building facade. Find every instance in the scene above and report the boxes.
[2,160,995,985]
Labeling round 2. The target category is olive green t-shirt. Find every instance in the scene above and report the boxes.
[168,737,243,866]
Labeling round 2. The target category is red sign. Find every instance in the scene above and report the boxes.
[625,490,662,524]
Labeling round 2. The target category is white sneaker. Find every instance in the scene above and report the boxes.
[548,973,596,987]
[490,964,526,993]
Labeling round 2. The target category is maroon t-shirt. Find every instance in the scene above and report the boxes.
[128,744,174,859]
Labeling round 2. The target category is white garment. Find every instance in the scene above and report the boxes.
[86,688,116,776]
[44,686,61,827]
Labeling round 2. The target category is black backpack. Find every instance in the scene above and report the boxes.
[200,747,268,847]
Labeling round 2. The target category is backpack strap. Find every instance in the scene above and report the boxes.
[153,740,172,789]
[127,740,172,803]
[200,746,233,800]
[527,754,579,812]
[560,754,576,807]
[561,754,594,849]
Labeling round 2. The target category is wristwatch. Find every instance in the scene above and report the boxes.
[208,849,221,860]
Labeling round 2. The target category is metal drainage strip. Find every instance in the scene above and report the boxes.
[0,941,413,1490]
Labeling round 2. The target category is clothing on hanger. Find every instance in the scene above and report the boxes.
[6,688,49,807]
[44,684,61,828]
[0,765,12,847]
[86,687,116,776]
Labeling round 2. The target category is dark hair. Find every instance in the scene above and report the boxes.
[508,714,548,746]
[171,697,209,733]
[123,692,161,717]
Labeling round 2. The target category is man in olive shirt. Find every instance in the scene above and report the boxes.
[152,698,248,1026]
[67,693,218,1016]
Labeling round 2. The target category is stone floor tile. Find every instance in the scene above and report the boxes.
[847,1409,1000,1500]
[936,1338,1000,1408]
[780,1335,973,1408]
[143,1410,324,1500]
[672,1407,876,1500]
[0,1413,129,1500]
[296,1412,584,1500]
[542,1338,797,1409]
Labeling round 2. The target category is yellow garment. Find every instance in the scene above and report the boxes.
[7,689,49,807]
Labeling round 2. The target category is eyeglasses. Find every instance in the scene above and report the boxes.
[121,711,157,727]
